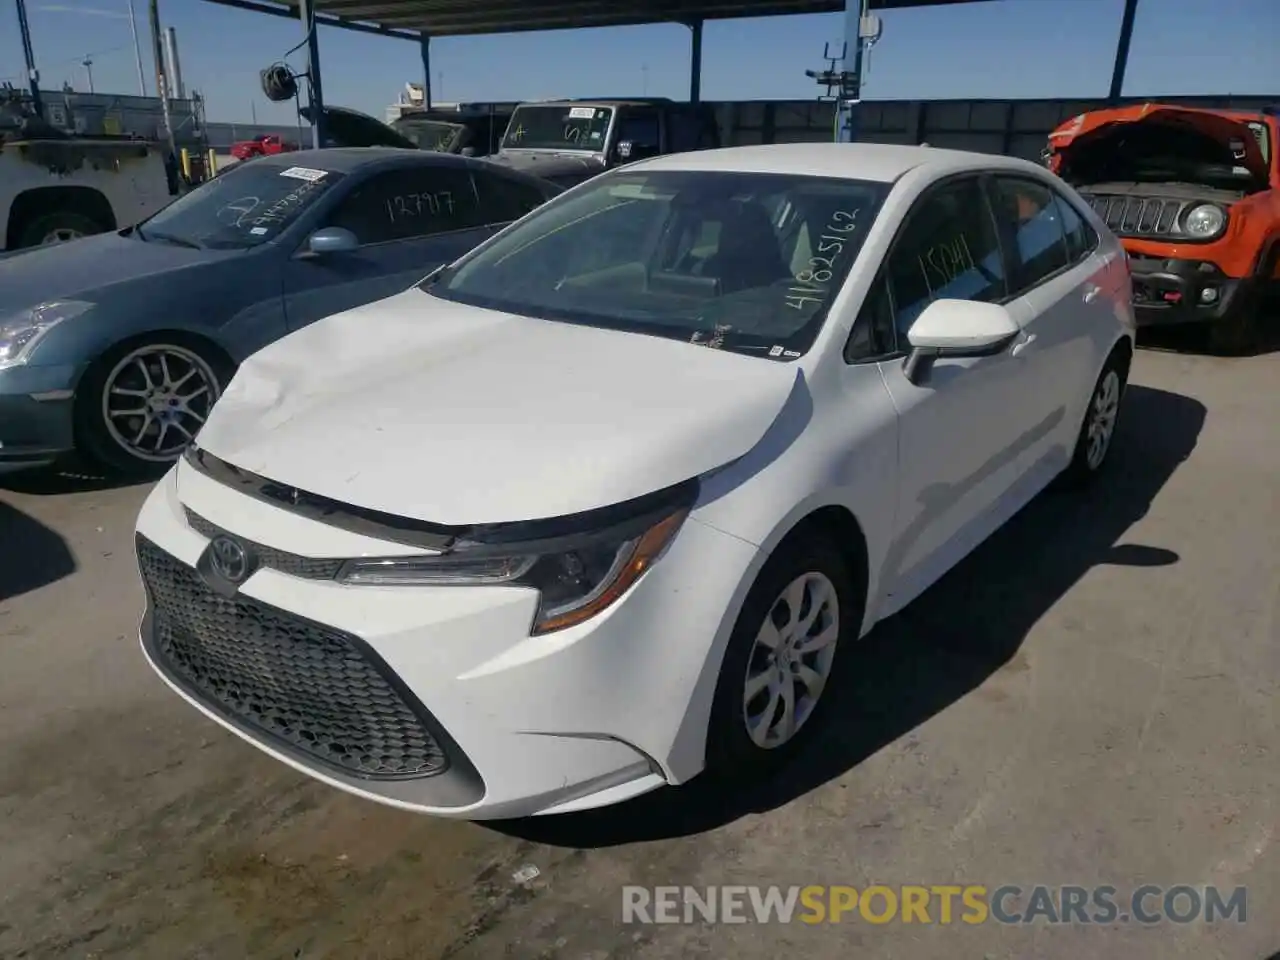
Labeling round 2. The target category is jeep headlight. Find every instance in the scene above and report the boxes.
[0,301,93,370]
[337,496,691,635]
[1182,204,1227,239]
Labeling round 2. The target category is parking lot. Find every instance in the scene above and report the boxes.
[0,339,1276,960]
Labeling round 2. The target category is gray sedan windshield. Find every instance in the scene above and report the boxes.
[137,162,344,250]
[426,170,889,358]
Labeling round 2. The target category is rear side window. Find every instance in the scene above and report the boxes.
[1052,191,1099,263]
[990,177,1070,294]
[882,178,1008,344]
[475,172,550,223]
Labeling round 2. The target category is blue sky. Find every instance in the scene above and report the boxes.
[1,0,1276,125]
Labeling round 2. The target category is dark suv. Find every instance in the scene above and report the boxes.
[485,98,722,188]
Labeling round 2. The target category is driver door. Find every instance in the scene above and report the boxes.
[282,165,493,331]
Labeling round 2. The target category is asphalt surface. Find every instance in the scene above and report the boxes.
[0,340,1276,960]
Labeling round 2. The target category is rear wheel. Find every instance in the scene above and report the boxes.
[1060,347,1128,488]
[705,532,861,781]
[75,337,228,477]
[18,210,106,248]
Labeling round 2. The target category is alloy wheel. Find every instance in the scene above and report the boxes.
[101,344,220,463]
[742,571,840,750]
[1085,369,1121,470]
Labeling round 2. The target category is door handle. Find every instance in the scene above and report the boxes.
[1010,332,1037,358]
[1083,284,1102,303]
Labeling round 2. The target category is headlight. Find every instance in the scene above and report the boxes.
[337,501,691,634]
[0,301,93,369]
[1182,204,1227,239]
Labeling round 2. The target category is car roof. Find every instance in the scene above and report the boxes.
[631,142,1049,184]
[244,147,545,180]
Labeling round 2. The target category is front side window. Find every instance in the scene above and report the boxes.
[990,177,1070,294]
[425,170,890,359]
[137,162,344,250]
[325,167,484,245]
[884,178,1007,343]
[615,109,661,152]
[502,105,613,152]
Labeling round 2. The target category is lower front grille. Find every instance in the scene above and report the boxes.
[137,535,448,780]
[1081,193,1185,239]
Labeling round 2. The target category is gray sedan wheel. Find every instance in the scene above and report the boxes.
[77,338,226,476]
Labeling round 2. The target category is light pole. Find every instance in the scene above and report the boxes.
[82,55,94,92]
[125,0,147,96]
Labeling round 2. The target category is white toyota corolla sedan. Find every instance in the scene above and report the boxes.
[134,143,1135,819]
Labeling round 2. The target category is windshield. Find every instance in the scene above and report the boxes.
[425,170,889,359]
[502,105,613,152]
[396,119,465,152]
[137,162,343,250]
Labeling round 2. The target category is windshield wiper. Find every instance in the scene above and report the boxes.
[136,226,202,250]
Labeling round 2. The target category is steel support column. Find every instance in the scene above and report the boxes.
[1108,0,1139,104]
[299,0,325,148]
[14,0,42,117]
[420,32,432,109]
[837,0,869,142]
[688,19,703,103]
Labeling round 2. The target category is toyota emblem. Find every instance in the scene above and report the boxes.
[209,535,251,583]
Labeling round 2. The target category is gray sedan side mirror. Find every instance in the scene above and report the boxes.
[307,226,359,256]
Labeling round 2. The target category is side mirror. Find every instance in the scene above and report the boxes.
[902,299,1021,385]
[306,226,358,256]
[459,146,476,157]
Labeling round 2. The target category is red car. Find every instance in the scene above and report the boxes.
[229,134,299,161]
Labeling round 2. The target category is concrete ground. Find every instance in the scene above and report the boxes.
[0,340,1276,960]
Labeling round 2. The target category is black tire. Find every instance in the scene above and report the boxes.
[74,335,230,478]
[704,530,862,783]
[1059,346,1129,488]
[1206,302,1262,356]
[17,210,107,249]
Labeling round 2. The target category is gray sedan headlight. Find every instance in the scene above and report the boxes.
[1182,204,1227,239]
[0,301,93,370]
[337,505,689,635]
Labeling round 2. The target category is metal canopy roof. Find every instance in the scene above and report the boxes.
[204,0,986,39]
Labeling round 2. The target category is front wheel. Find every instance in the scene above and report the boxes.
[75,338,227,477]
[705,533,861,781]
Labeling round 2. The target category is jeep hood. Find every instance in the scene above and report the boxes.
[193,288,800,525]
[300,104,418,150]
[1048,104,1268,184]
[486,149,605,186]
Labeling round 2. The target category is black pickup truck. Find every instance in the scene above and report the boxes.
[485,98,722,188]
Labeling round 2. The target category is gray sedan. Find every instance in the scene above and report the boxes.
[0,148,559,476]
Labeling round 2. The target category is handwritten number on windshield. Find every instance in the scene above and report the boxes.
[786,209,860,311]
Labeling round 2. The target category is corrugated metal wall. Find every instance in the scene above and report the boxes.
[715,94,1277,159]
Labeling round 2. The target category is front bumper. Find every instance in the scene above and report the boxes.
[1128,256,1254,327]
[134,461,761,819]
[0,363,82,473]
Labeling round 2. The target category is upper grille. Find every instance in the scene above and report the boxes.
[184,508,344,580]
[1080,193,1186,239]
[137,535,449,780]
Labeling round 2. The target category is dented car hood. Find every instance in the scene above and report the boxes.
[193,288,799,525]
[1047,104,1269,183]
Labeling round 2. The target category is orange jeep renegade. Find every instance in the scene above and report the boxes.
[1046,103,1279,352]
